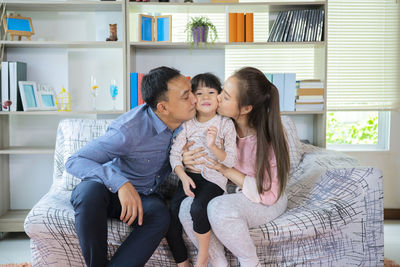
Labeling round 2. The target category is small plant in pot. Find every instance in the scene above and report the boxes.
[185,16,218,46]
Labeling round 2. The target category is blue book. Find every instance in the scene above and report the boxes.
[283,73,296,111]
[272,73,284,110]
[264,73,273,83]
[130,72,138,109]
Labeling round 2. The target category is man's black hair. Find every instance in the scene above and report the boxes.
[190,73,222,94]
[141,66,181,110]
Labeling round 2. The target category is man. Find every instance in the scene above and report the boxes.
[66,66,196,267]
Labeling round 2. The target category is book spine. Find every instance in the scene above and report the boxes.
[229,13,237,42]
[1,61,9,111]
[130,72,138,109]
[137,73,144,105]
[237,13,245,42]
[268,12,282,42]
[245,13,253,42]
[283,73,296,111]
[297,88,324,95]
[272,73,284,109]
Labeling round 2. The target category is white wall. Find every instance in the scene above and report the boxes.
[345,110,400,209]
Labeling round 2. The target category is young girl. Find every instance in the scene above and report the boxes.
[166,73,237,267]
[179,67,290,267]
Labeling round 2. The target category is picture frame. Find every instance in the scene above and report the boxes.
[37,84,57,110]
[139,14,154,42]
[18,81,40,111]
[3,13,35,41]
[139,14,172,42]
[155,15,172,42]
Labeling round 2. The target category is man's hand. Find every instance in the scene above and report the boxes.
[181,175,196,197]
[182,142,207,173]
[118,182,143,226]
[206,126,218,149]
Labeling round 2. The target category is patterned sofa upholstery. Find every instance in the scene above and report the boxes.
[24,118,384,266]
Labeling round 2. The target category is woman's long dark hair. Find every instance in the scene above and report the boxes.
[233,67,289,199]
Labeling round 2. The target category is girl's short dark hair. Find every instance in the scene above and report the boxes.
[191,73,222,94]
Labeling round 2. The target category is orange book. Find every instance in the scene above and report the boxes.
[297,88,324,96]
[138,73,144,105]
[245,13,254,42]
[236,13,245,42]
[229,13,237,42]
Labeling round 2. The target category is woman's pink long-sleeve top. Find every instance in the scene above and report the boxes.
[235,135,280,205]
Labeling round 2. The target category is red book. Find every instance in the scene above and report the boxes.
[138,73,144,105]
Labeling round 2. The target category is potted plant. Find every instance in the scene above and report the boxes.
[185,16,218,46]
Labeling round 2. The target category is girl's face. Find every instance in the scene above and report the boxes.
[194,86,219,115]
[217,76,240,119]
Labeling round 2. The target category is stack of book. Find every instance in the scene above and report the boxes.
[264,73,296,112]
[268,9,324,42]
[295,80,324,111]
[228,13,254,42]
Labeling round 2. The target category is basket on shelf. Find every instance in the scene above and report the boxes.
[56,87,71,112]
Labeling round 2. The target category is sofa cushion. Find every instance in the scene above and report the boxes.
[55,119,113,191]
[281,116,303,175]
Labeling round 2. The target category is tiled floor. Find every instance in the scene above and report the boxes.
[1,221,400,264]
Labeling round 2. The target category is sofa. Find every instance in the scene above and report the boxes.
[24,118,384,266]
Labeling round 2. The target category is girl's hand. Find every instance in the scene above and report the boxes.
[182,142,207,172]
[204,155,229,175]
[181,175,196,197]
[206,126,218,149]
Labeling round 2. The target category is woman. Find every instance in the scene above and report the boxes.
[179,67,290,266]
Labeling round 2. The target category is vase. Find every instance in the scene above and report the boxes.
[192,26,208,44]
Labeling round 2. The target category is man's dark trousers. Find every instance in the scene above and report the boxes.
[70,180,170,267]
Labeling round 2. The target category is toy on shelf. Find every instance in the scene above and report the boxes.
[106,24,118,41]
[2,100,12,111]
[56,87,71,112]
[3,13,35,41]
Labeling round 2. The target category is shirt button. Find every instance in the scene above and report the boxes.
[150,189,153,192]
[147,159,150,163]
[157,175,160,178]
[109,187,112,191]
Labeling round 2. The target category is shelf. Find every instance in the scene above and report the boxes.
[0,41,124,49]
[130,41,325,49]
[281,110,324,115]
[0,210,29,232]
[0,147,55,154]
[0,110,126,115]
[4,1,123,12]
[129,1,325,13]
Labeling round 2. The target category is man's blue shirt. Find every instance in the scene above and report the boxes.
[65,104,182,195]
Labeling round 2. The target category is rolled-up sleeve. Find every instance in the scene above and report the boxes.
[65,125,133,193]
[220,118,237,168]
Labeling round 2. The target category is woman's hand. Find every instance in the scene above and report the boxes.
[182,141,207,172]
[204,155,229,175]
[205,155,245,187]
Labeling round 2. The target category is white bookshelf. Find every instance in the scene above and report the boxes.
[0,0,327,232]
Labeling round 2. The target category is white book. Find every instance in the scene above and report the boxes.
[298,95,324,100]
[1,61,9,111]
[296,99,324,104]
[295,103,324,111]
[9,62,16,111]
[299,81,324,88]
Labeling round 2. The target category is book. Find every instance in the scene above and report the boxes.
[271,73,284,109]
[130,72,138,109]
[245,13,254,42]
[297,88,324,96]
[295,103,324,111]
[137,73,144,105]
[1,62,9,111]
[268,12,283,42]
[236,13,245,42]
[228,13,237,42]
[296,99,324,104]
[298,95,324,100]
[283,73,296,111]
[9,62,27,111]
[298,81,324,88]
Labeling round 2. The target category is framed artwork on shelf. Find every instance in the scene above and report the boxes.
[155,15,172,42]
[139,14,172,42]
[139,14,154,42]
[37,85,57,110]
[18,81,40,111]
[3,13,35,41]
